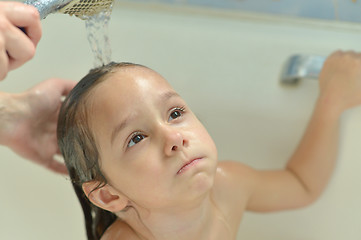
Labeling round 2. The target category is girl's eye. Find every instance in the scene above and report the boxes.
[168,107,185,122]
[127,133,146,148]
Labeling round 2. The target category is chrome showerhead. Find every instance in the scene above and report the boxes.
[24,0,114,19]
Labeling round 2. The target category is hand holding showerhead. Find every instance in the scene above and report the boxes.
[1,0,114,76]
[0,2,42,79]
[21,0,115,66]
[24,0,114,20]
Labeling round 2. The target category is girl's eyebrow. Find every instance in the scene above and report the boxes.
[110,90,180,145]
[111,115,132,145]
[160,91,180,103]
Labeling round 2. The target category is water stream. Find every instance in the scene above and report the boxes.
[84,6,113,67]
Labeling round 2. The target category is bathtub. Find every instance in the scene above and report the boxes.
[1,2,360,239]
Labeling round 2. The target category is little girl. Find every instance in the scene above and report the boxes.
[57,51,361,240]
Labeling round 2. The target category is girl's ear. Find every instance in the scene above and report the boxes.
[82,181,128,212]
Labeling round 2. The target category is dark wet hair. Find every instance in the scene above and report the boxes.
[57,62,145,240]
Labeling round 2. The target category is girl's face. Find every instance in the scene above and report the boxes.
[89,66,218,210]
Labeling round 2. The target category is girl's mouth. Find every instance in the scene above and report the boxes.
[177,158,202,174]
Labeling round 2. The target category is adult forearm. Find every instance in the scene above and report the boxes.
[0,92,27,147]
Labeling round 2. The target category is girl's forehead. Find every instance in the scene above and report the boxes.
[101,67,172,93]
[90,67,176,111]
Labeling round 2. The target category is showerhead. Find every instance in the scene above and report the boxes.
[24,0,114,20]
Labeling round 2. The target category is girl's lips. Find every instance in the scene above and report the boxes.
[177,158,202,174]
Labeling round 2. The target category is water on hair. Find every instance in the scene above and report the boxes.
[84,7,113,67]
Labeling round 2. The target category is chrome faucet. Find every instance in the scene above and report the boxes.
[280,55,326,84]
[24,0,114,19]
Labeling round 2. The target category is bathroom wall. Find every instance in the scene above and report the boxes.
[0,1,361,239]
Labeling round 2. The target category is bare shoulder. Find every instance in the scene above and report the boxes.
[212,161,257,219]
[101,219,140,240]
[216,160,257,187]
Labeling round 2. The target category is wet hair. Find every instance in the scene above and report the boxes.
[57,62,145,240]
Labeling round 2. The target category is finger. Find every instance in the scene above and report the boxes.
[0,48,9,80]
[6,27,36,70]
[51,78,77,96]
[4,2,42,47]
[328,50,343,59]
[62,80,77,96]
[47,159,69,175]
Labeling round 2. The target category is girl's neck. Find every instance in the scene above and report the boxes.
[118,193,221,240]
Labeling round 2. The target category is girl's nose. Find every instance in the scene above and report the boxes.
[163,127,186,156]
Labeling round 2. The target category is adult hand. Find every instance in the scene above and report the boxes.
[0,78,76,174]
[0,1,42,80]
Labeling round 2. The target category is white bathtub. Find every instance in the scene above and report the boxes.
[1,2,360,239]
